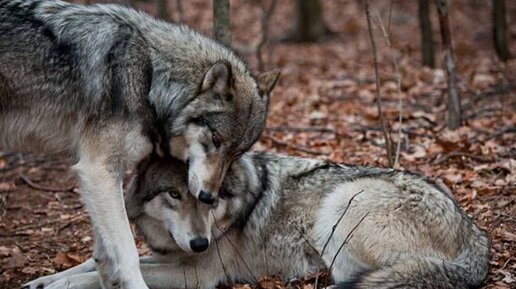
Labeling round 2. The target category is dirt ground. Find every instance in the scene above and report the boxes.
[1,0,515,288]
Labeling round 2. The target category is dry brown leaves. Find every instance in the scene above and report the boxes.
[1,0,515,288]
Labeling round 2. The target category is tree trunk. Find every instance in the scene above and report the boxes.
[156,0,169,20]
[285,0,327,42]
[435,0,462,130]
[419,0,435,67]
[213,0,231,47]
[492,0,510,62]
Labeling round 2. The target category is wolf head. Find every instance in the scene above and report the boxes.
[128,156,241,253]
[164,60,280,204]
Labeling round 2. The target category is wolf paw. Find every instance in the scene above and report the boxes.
[23,275,57,289]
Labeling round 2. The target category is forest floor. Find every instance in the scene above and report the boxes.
[1,0,515,288]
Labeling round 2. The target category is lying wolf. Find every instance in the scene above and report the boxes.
[25,153,490,289]
[1,1,279,287]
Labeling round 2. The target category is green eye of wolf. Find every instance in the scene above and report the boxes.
[168,191,182,200]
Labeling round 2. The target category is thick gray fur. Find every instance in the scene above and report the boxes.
[1,1,279,288]
[25,152,490,289]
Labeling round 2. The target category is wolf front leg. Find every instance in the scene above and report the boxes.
[44,262,225,289]
[73,150,148,289]
[23,259,97,289]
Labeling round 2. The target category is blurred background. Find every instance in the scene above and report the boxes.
[1,0,514,288]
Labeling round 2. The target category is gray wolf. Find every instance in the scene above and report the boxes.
[0,1,280,288]
[25,153,490,289]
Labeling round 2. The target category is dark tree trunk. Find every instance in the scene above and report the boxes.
[285,0,328,42]
[435,0,462,130]
[419,0,435,67]
[156,0,169,20]
[493,0,510,62]
[213,0,231,47]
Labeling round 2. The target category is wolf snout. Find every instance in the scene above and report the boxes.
[190,237,209,252]
[198,190,215,205]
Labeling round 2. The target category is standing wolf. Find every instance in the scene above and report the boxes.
[0,1,280,288]
[26,153,490,289]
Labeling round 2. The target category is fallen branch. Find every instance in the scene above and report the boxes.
[19,173,74,192]
[433,151,493,165]
[263,135,330,156]
[56,215,88,235]
[266,126,336,134]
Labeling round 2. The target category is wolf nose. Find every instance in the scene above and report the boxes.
[190,237,209,252]
[199,190,215,205]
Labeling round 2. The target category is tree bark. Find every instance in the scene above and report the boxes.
[156,0,169,20]
[435,0,462,130]
[419,0,435,67]
[364,0,394,167]
[492,0,510,62]
[213,0,231,47]
[285,0,327,42]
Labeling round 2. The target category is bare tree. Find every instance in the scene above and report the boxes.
[255,0,277,71]
[364,0,394,167]
[176,0,184,22]
[213,0,231,47]
[285,0,329,42]
[435,0,461,130]
[492,0,510,62]
[419,0,435,67]
[156,0,170,20]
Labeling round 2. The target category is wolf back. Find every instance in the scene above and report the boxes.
[133,153,491,289]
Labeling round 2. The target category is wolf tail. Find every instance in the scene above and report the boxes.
[336,228,490,289]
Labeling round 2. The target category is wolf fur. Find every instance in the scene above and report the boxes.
[25,153,490,289]
[1,1,279,288]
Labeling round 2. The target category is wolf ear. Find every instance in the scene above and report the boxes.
[257,69,281,96]
[201,60,233,95]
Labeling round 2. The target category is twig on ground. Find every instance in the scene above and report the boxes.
[56,215,88,235]
[266,126,336,134]
[469,126,516,144]
[364,0,394,167]
[263,135,330,156]
[19,173,74,192]
[433,151,493,165]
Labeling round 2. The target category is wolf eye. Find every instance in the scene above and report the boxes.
[192,117,208,127]
[212,134,221,148]
[167,191,182,200]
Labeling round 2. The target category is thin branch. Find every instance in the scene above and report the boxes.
[364,0,394,167]
[19,173,74,192]
[213,232,230,282]
[266,126,336,134]
[183,268,188,289]
[256,0,277,71]
[212,211,258,283]
[56,215,88,235]
[176,0,184,22]
[315,190,363,289]
[433,151,493,165]
[325,213,369,287]
[374,9,404,167]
